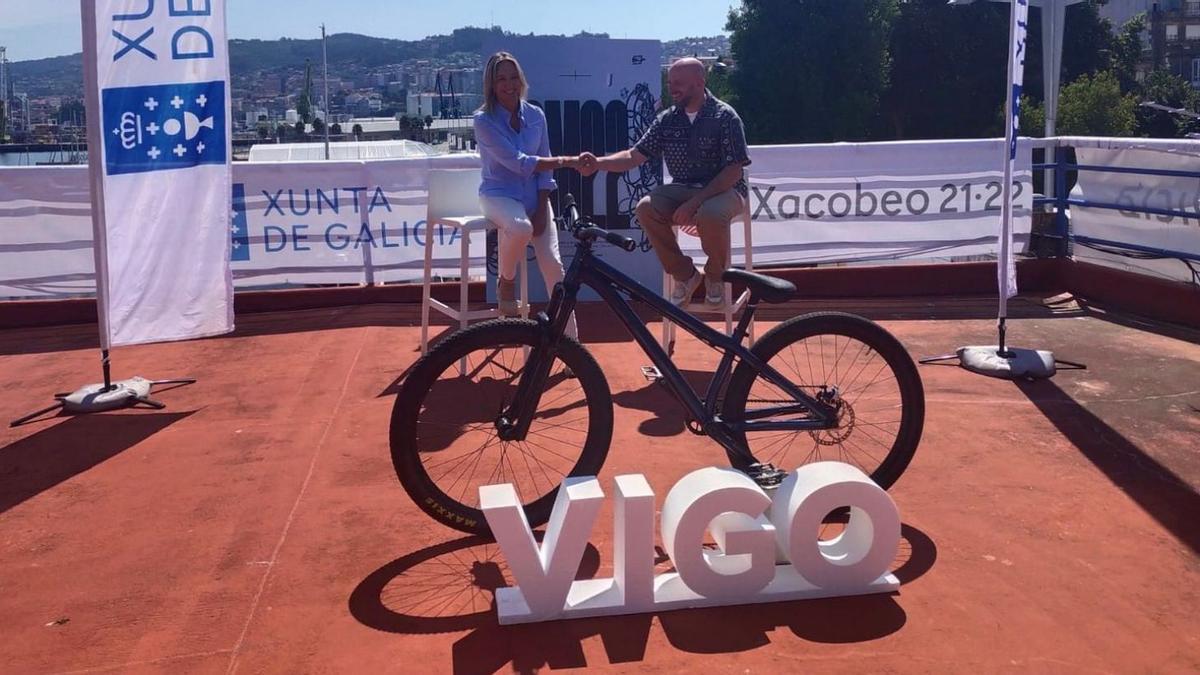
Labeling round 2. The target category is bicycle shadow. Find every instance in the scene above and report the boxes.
[349,524,936,673]
[382,362,586,454]
[611,369,717,437]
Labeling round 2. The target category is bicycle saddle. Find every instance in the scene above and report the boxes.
[721,269,796,304]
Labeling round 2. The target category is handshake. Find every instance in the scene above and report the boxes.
[564,152,600,177]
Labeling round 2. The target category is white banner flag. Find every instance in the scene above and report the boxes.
[82,0,233,346]
[998,0,1030,310]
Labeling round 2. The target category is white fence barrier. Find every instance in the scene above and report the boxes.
[2,139,1036,299]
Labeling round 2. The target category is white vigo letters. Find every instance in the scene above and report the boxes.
[481,462,901,625]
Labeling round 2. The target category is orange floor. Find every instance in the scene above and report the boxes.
[2,296,1198,674]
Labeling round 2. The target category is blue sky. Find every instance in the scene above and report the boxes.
[0,0,736,62]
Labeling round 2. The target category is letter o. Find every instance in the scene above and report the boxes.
[828,193,852,218]
[770,462,900,590]
[906,190,930,216]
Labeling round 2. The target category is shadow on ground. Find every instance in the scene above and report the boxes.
[349,523,936,673]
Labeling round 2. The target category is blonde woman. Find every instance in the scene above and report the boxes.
[474,52,590,336]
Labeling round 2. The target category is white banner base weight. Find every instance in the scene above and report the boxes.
[958,345,1056,380]
[10,375,195,427]
[919,345,1086,381]
[495,568,899,625]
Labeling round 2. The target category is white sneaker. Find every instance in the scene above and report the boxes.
[670,268,703,308]
[704,280,725,310]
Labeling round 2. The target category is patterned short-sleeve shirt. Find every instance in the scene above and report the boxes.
[634,90,751,197]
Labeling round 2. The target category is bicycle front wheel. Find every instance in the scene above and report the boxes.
[722,312,925,489]
[390,319,613,536]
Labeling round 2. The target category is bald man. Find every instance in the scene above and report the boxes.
[582,58,751,310]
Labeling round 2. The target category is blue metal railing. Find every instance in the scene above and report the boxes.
[1031,146,1200,263]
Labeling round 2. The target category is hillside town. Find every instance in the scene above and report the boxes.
[0,30,729,153]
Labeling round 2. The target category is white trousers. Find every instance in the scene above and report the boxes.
[480,195,577,339]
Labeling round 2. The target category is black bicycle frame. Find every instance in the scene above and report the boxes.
[502,236,838,466]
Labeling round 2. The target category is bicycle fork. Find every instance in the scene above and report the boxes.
[496,279,577,442]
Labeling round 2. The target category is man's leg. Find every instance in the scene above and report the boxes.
[694,189,743,285]
[635,184,698,282]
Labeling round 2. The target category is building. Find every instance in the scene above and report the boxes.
[406,92,442,118]
[1151,0,1200,88]
[406,90,482,119]
[442,68,483,96]
[244,108,269,128]
[1102,0,1156,27]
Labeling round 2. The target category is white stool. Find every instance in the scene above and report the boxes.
[660,198,755,351]
[421,169,529,356]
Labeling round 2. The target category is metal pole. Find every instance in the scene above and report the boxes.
[101,349,113,391]
[1042,0,1065,198]
[0,47,8,141]
[322,24,330,160]
[1055,146,1070,257]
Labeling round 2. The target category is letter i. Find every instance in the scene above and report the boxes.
[613,475,655,609]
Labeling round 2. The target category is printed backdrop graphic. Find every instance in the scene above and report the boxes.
[0,140,1040,300]
[723,139,1035,266]
[84,0,234,346]
[102,80,227,175]
[1071,147,1200,284]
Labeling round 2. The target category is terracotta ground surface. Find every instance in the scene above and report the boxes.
[2,295,1198,674]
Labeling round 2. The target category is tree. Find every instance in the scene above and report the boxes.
[727,0,900,143]
[312,117,325,134]
[1024,71,1138,137]
[881,0,1009,139]
[294,120,306,138]
[706,60,735,104]
[1136,69,1200,138]
[330,122,342,135]
[352,123,363,141]
[276,123,288,142]
[424,114,434,128]
[1110,13,1148,93]
[1020,0,1115,108]
[56,99,87,126]
[407,116,424,139]
[297,59,315,123]
[256,122,271,140]
[1017,94,1046,137]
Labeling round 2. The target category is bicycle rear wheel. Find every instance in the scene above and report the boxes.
[390,319,613,536]
[721,312,925,489]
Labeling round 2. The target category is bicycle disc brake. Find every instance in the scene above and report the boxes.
[811,386,855,446]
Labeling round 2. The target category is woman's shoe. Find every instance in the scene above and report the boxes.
[497,276,518,317]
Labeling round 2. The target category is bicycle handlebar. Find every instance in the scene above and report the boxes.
[578,226,638,252]
[561,194,637,252]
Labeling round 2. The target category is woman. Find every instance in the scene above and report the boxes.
[474,52,587,336]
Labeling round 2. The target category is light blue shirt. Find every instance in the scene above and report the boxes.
[473,100,557,213]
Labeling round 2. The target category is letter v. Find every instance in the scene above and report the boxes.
[480,476,605,619]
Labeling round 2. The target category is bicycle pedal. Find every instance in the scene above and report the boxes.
[640,365,663,382]
[746,462,788,490]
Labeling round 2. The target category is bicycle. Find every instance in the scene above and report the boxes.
[390,196,925,536]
